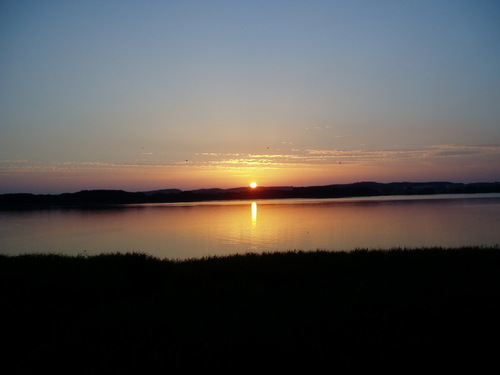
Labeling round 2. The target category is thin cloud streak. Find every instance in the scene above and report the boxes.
[1,145,499,178]
[2,144,499,174]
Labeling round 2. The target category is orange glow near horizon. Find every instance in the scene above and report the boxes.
[3,153,500,194]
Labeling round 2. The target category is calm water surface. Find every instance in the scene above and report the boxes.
[1,194,499,259]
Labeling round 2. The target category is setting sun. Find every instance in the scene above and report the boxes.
[250,182,258,188]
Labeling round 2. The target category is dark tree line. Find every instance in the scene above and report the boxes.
[1,181,499,208]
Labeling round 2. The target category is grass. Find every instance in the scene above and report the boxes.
[1,247,499,374]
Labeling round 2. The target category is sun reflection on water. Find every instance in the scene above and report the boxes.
[251,202,257,227]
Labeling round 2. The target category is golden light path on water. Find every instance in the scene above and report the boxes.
[251,202,257,227]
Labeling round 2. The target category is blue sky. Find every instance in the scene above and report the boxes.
[1,0,499,193]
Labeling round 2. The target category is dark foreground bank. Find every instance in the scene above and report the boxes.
[1,247,499,374]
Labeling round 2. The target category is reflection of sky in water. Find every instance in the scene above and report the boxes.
[1,195,499,259]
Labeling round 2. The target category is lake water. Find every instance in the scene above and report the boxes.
[1,194,499,259]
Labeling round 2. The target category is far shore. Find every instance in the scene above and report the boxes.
[1,181,499,209]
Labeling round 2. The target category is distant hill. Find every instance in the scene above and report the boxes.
[1,181,499,208]
[142,189,183,196]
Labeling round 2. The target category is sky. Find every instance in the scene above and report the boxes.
[1,0,499,194]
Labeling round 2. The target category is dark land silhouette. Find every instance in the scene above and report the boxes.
[1,181,499,208]
[1,247,499,373]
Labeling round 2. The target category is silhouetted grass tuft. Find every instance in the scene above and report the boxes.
[1,246,499,374]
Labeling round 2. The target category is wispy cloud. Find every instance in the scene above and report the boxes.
[428,144,500,157]
[0,160,29,164]
[307,144,500,164]
[0,160,189,174]
[1,144,498,175]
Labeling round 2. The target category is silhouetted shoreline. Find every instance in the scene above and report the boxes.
[1,247,499,373]
[1,181,499,209]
